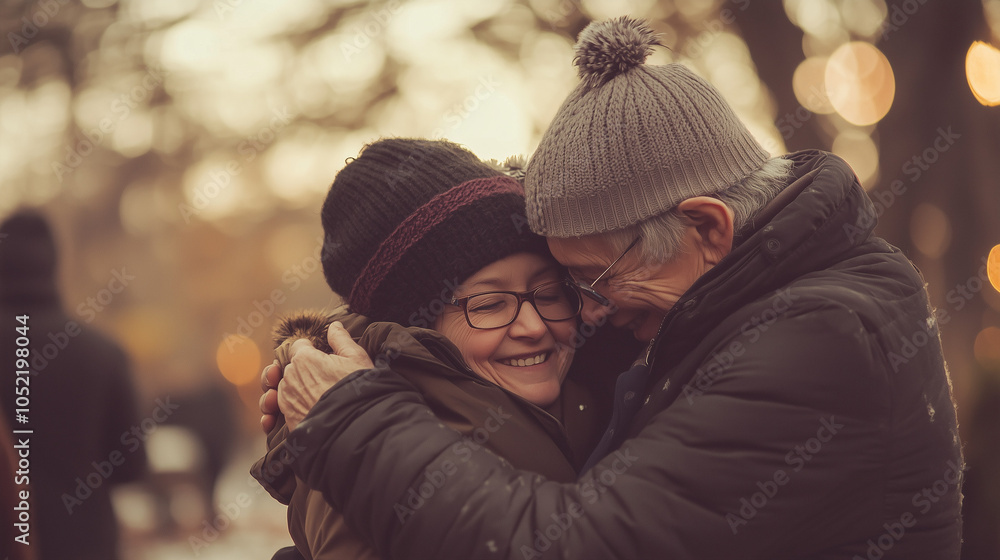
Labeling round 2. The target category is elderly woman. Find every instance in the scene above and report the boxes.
[254,138,635,560]
[265,18,962,560]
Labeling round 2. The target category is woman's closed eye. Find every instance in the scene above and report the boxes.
[468,297,508,313]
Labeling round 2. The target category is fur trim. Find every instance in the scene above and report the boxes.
[485,154,528,182]
[271,309,336,353]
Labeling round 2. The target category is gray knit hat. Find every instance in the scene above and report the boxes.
[525,16,770,237]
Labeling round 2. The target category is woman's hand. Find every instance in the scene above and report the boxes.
[261,321,375,431]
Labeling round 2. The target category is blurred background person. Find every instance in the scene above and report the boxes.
[0,210,148,560]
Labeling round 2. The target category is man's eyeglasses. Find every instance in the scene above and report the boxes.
[568,237,641,307]
[447,280,583,330]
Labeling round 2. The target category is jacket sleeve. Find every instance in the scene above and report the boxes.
[290,302,891,559]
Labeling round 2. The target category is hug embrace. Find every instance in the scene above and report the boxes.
[254,16,962,560]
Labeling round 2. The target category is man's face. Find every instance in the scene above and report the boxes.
[547,233,710,341]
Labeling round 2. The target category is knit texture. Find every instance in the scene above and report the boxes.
[525,16,770,237]
[320,139,548,325]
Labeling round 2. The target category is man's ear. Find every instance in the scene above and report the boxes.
[676,196,734,265]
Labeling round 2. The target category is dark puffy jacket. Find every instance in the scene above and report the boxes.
[288,151,964,559]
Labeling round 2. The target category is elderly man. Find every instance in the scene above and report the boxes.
[264,16,963,560]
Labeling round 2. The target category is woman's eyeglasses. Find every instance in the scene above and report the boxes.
[447,280,583,329]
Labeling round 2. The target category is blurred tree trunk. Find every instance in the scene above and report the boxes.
[875,0,1000,410]
[739,1,1000,557]
[876,3,1000,557]
[735,0,825,152]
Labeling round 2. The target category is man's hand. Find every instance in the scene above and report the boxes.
[260,360,281,433]
[265,321,375,431]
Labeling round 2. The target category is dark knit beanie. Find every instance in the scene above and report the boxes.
[525,16,770,237]
[320,138,549,326]
[0,210,59,303]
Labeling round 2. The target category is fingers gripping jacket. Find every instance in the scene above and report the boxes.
[264,309,338,440]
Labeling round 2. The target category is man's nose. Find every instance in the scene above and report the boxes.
[581,297,614,326]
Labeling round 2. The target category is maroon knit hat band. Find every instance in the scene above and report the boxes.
[348,175,525,315]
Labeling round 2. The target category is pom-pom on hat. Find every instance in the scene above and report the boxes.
[525,16,770,237]
[320,138,548,326]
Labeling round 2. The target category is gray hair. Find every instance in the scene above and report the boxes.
[601,157,794,263]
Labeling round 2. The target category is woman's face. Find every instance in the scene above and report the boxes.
[434,252,578,407]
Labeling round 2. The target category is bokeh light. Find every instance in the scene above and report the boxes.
[974,326,1000,370]
[832,130,879,186]
[909,203,952,259]
[584,0,661,20]
[787,0,840,38]
[989,244,1000,293]
[838,0,887,38]
[825,41,895,126]
[966,41,1000,107]
[114,305,178,363]
[216,335,262,386]
[793,57,834,114]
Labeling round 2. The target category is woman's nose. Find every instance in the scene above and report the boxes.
[507,301,548,339]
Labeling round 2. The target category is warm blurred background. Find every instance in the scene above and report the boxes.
[0,0,998,558]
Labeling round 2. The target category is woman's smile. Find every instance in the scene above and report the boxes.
[497,350,550,368]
